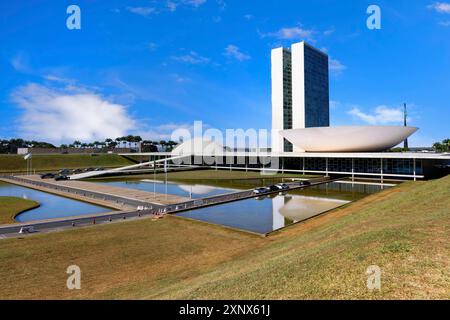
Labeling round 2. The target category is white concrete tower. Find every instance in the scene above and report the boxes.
[271,42,330,153]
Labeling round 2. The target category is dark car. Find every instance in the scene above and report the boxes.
[83,167,95,172]
[94,167,104,171]
[54,175,69,181]
[73,169,83,174]
[58,169,70,175]
[268,185,281,192]
[40,173,55,179]
[275,183,289,190]
[299,180,311,186]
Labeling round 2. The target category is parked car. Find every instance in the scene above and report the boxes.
[40,173,55,179]
[54,175,69,181]
[73,169,83,174]
[253,187,270,194]
[58,169,70,175]
[275,183,289,190]
[94,167,104,171]
[83,167,95,172]
[299,180,311,186]
[19,226,35,234]
[268,185,281,192]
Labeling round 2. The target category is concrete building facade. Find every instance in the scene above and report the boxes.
[272,42,330,153]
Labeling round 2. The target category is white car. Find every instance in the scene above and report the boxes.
[19,226,35,234]
[253,187,270,194]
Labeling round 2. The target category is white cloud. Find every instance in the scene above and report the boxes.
[330,100,341,109]
[172,73,192,83]
[172,51,210,64]
[184,0,207,7]
[244,14,254,20]
[147,42,158,51]
[329,58,347,74]
[428,2,450,13]
[137,123,196,141]
[12,83,135,143]
[324,27,336,36]
[11,52,31,73]
[224,45,251,61]
[167,1,178,12]
[126,6,156,16]
[348,106,405,125]
[262,26,315,42]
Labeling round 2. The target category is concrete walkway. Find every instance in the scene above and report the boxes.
[7,175,190,206]
[0,175,335,238]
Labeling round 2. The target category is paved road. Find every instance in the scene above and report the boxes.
[0,176,338,238]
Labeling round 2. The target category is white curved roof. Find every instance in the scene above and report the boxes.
[280,126,418,152]
[171,137,226,156]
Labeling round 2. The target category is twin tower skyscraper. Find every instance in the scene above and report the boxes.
[271,42,330,153]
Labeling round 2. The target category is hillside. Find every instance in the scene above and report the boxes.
[0,175,448,299]
[0,154,134,173]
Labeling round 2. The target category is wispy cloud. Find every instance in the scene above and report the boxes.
[184,0,207,7]
[137,122,197,141]
[42,75,75,84]
[348,106,405,125]
[224,45,251,61]
[167,1,177,12]
[323,27,336,36]
[11,83,135,143]
[439,20,450,26]
[244,14,254,20]
[172,51,210,64]
[11,52,31,73]
[260,26,315,42]
[428,2,450,13]
[329,58,347,74]
[126,6,156,16]
[172,73,192,83]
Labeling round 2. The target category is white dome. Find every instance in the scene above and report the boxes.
[171,138,226,156]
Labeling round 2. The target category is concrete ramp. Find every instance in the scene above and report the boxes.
[69,155,189,180]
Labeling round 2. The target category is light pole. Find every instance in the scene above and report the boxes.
[403,103,409,150]
[23,153,32,175]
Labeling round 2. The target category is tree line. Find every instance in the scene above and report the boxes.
[0,136,179,154]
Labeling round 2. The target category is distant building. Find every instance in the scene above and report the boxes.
[271,42,329,153]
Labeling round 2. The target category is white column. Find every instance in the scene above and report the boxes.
[271,47,285,153]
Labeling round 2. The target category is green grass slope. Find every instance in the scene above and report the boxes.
[0,154,134,173]
[0,176,448,299]
[0,196,39,224]
[149,175,450,299]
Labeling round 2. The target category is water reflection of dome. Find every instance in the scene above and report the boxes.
[277,196,349,221]
[178,184,216,195]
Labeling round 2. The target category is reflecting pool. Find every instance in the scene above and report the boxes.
[0,182,110,222]
[94,179,237,199]
[177,181,391,234]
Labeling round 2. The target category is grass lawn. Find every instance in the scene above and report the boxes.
[0,197,39,224]
[0,154,134,173]
[0,175,448,299]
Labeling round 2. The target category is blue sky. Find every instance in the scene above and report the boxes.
[0,0,449,146]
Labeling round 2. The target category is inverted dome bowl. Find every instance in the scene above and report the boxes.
[279,126,418,152]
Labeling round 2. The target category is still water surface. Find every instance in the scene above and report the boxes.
[177,181,390,234]
[0,182,109,222]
